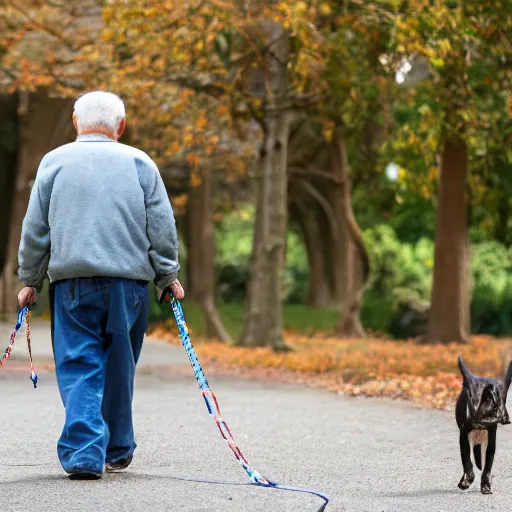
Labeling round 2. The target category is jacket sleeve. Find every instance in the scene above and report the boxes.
[138,158,180,290]
[17,158,51,291]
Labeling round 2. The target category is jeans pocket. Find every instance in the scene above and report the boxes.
[133,281,148,308]
[62,279,80,311]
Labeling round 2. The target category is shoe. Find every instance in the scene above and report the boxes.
[106,456,133,472]
[68,471,102,480]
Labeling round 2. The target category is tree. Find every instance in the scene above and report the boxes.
[0,0,104,94]
[187,166,232,342]
[0,1,101,318]
[0,94,18,274]
[104,0,324,348]
[392,0,512,342]
[237,20,293,349]
[428,136,470,341]
[0,92,74,319]
[103,0,263,341]
[285,0,395,336]
[0,0,240,336]
[330,128,370,337]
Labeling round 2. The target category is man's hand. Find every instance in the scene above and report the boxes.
[18,286,37,308]
[169,279,185,300]
[159,279,185,303]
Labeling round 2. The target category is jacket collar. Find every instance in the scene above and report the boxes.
[76,133,116,142]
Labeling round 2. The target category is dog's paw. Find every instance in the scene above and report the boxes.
[458,471,475,490]
[481,476,492,495]
[481,484,492,495]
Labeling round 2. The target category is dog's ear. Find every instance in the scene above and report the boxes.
[504,360,512,398]
[458,356,473,384]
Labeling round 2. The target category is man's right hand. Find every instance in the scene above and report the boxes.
[18,286,37,308]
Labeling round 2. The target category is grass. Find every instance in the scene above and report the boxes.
[151,301,340,340]
[33,284,341,337]
[35,280,394,338]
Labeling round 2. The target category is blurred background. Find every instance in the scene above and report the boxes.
[0,0,511,356]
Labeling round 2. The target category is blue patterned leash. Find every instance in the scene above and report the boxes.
[0,306,38,388]
[165,293,329,512]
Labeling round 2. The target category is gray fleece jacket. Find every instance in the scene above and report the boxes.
[18,133,180,291]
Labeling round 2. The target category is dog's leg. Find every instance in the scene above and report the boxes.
[480,432,488,472]
[468,429,487,470]
[481,426,496,494]
[458,430,475,490]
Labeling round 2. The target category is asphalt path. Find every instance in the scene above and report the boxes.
[1,320,512,512]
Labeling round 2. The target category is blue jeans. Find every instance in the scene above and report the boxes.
[50,277,149,474]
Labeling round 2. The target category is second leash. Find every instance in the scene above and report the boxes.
[0,306,38,388]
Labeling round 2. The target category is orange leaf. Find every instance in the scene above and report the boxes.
[187,153,201,168]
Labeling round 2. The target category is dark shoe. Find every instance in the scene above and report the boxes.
[106,456,133,472]
[68,471,102,480]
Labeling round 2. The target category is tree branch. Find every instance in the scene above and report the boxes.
[288,165,341,184]
[162,75,227,97]
[291,180,338,238]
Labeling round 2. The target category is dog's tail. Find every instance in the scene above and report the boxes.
[458,356,473,384]
[473,444,482,471]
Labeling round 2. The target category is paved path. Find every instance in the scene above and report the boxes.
[2,321,512,512]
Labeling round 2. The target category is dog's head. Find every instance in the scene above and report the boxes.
[458,356,512,427]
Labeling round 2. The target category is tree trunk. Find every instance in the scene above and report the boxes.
[328,170,350,311]
[0,95,19,272]
[238,21,290,350]
[185,168,230,341]
[327,226,348,311]
[0,92,74,320]
[199,168,231,342]
[331,131,369,338]
[239,111,292,349]
[425,137,470,343]
[186,182,206,303]
[294,205,332,307]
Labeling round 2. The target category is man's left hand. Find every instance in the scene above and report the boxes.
[169,279,185,300]
[18,286,37,308]
[159,279,185,303]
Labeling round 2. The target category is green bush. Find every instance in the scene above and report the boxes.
[362,233,512,337]
[214,217,436,335]
[363,224,433,304]
[360,290,396,335]
[471,242,512,335]
[214,214,436,335]
[216,205,308,304]
[361,225,433,337]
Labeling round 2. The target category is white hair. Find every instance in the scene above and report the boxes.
[74,91,126,133]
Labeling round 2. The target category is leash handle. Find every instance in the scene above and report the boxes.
[165,293,329,511]
[0,306,38,388]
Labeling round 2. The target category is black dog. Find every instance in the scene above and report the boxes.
[456,356,512,494]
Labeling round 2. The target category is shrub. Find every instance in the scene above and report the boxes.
[216,205,308,303]
[363,224,433,301]
[471,242,512,335]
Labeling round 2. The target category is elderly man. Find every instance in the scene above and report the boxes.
[17,91,184,479]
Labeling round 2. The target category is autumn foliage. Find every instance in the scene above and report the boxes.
[1,1,512,345]
[150,322,510,410]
